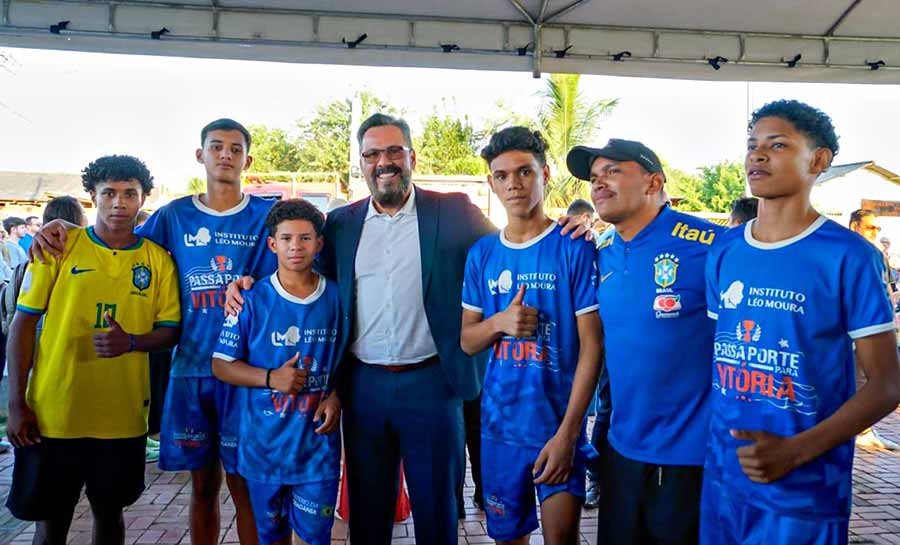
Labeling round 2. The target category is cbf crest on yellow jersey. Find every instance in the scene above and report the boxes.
[17,227,180,439]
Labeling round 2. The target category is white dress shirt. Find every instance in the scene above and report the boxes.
[351,186,439,365]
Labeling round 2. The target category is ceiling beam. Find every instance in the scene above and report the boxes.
[825,0,864,36]
[544,0,589,23]
[537,0,549,23]
[506,0,535,25]
[4,0,900,82]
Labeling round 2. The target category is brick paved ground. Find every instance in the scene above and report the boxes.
[1,406,899,545]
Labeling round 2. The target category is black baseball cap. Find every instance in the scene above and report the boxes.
[567,139,664,181]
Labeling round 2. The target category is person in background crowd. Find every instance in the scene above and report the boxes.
[42,197,85,227]
[703,99,900,545]
[0,230,12,283]
[564,138,723,545]
[727,197,759,227]
[5,155,181,545]
[19,216,41,252]
[566,199,597,230]
[878,236,900,290]
[848,208,900,451]
[0,227,11,454]
[563,197,610,510]
[3,218,29,269]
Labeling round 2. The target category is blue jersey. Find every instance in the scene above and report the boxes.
[598,205,723,465]
[462,222,598,449]
[138,194,276,377]
[705,217,894,519]
[212,273,341,484]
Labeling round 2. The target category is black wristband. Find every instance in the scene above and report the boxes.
[265,368,273,389]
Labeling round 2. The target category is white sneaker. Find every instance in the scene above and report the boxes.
[856,428,900,450]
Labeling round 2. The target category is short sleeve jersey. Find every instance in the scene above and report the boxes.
[462,222,598,449]
[138,194,276,377]
[597,205,723,465]
[211,273,341,484]
[705,217,895,519]
[17,227,180,439]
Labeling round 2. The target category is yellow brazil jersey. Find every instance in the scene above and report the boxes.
[16,226,180,439]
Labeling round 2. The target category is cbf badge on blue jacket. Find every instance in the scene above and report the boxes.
[597,205,723,466]
[702,217,894,545]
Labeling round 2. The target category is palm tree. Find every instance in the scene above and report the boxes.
[538,73,618,208]
[185,177,206,195]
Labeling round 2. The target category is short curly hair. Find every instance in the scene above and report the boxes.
[481,126,548,167]
[81,155,154,194]
[265,198,325,237]
[749,100,840,156]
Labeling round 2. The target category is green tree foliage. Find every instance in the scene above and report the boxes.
[414,109,487,176]
[295,90,397,188]
[664,164,706,211]
[537,74,618,208]
[698,160,746,212]
[185,177,206,195]
[666,159,746,212]
[246,125,303,173]
[480,99,537,136]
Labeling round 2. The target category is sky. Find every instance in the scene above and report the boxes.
[1,46,900,193]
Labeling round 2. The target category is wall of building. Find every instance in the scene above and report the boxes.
[811,169,900,246]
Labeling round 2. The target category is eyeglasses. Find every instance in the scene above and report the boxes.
[361,146,411,164]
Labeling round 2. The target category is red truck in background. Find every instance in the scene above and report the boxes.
[242,172,346,213]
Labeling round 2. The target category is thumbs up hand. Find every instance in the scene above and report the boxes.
[731,429,802,484]
[93,311,134,358]
[496,284,539,338]
[269,353,309,395]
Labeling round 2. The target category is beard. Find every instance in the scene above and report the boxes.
[366,165,412,208]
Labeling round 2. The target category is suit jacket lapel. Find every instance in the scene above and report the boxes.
[342,198,368,291]
[416,188,439,295]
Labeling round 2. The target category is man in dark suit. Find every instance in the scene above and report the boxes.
[317,113,494,545]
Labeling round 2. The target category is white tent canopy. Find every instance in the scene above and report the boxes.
[2,0,899,83]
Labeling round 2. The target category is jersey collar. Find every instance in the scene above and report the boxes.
[270,272,326,305]
[743,215,827,250]
[191,193,250,217]
[86,226,144,251]
[614,204,672,247]
[500,220,557,250]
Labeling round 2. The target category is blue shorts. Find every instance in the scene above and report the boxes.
[700,477,848,545]
[481,436,587,541]
[158,376,242,473]
[246,479,339,545]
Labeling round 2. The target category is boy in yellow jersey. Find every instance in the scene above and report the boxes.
[5,155,181,545]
